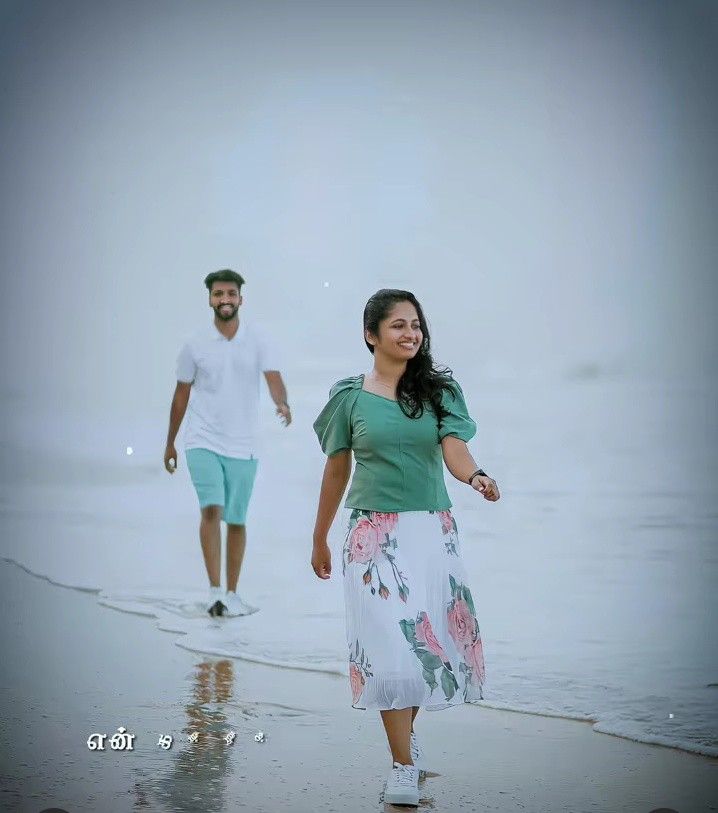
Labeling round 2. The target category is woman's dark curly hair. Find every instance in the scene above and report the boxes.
[363,288,456,420]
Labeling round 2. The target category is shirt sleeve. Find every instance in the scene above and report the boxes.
[175,342,196,383]
[437,380,477,442]
[312,379,356,456]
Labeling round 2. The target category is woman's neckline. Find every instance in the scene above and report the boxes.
[359,373,399,402]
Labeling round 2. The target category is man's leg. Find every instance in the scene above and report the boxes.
[186,449,226,588]
[226,523,246,592]
[222,456,258,591]
[200,505,223,587]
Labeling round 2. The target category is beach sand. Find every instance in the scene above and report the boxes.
[1,559,716,813]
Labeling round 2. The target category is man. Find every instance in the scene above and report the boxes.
[164,269,291,617]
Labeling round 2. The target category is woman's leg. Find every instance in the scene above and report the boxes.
[380,708,413,765]
[411,706,419,732]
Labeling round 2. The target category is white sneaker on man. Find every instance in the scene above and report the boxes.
[207,586,226,617]
[384,762,419,806]
[223,590,259,617]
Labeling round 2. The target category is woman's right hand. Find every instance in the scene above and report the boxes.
[311,541,332,580]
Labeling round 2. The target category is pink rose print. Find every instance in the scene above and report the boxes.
[345,509,409,601]
[415,611,449,662]
[349,640,372,704]
[350,662,365,704]
[349,662,365,703]
[349,517,380,563]
[438,510,454,535]
[447,597,476,648]
[464,637,485,684]
[373,511,399,538]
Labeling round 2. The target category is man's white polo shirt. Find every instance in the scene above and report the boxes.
[175,320,280,459]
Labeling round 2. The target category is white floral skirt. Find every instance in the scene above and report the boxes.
[342,508,485,712]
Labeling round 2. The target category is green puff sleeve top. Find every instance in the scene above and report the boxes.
[312,374,476,512]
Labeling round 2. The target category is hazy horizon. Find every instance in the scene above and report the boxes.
[1,0,716,421]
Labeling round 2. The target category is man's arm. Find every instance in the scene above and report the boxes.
[164,381,192,472]
[263,370,291,426]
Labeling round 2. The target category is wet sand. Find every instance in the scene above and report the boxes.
[1,559,716,813]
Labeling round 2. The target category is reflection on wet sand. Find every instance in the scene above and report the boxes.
[135,659,236,813]
[131,656,316,811]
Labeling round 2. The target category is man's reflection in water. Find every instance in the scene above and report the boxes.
[135,659,236,813]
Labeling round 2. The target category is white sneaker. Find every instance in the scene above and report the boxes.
[411,731,430,774]
[223,591,259,617]
[384,762,419,806]
[207,586,226,617]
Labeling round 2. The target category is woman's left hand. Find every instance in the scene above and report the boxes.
[472,474,500,501]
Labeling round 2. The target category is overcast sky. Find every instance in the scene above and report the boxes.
[1,0,716,419]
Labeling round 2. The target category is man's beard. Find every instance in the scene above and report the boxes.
[214,305,238,321]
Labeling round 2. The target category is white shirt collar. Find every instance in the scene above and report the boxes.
[209,319,247,342]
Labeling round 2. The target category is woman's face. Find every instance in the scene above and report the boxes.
[366,300,423,361]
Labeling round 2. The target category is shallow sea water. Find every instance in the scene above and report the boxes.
[1,371,716,758]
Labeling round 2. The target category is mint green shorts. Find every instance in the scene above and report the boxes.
[185,448,258,525]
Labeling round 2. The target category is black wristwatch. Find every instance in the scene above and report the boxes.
[468,469,487,486]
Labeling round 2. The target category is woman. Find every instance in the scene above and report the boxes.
[311,289,500,806]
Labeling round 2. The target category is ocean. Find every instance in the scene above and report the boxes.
[2,363,715,760]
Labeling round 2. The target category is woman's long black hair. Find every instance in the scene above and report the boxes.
[363,289,455,420]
